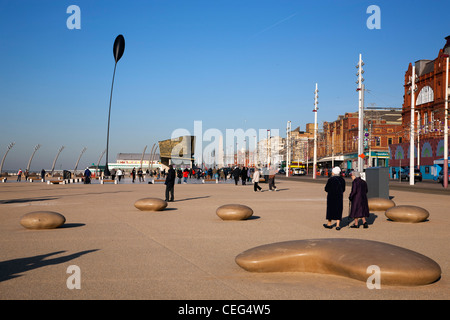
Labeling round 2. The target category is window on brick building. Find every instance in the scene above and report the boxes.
[416,86,434,105]
[388,138,393,145]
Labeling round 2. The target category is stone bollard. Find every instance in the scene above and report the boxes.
[20,211,66,229]
[216,204,253,220]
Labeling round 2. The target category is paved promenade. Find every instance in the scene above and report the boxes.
[0,176,448,300]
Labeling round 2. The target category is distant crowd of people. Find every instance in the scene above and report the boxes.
[13,163,372,231]
[162,165,279,202]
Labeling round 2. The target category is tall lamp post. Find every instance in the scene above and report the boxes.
[286,120,291,177]
[148,143,156,171]
[105,34,125,177]
[313,83,318,179]
[27,144,41,173]
[408,65,418,186]
[0,142,15,175]
[356,54,365,173]
[140,145,148,170]
[96,149,106,177]
[51,146,65,177]
[267,129,271,166]
[73,147,87,176]
[444,54,449,188]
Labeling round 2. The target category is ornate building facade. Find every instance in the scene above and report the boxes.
[389,36,450,180]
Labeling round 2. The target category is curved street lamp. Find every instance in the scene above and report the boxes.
[27,144,41,173]
[140,145,147,169]
[105,34,125,177]
[0,142,15,175]
[73,147,87,176]
[96,149,106,178]
[147,143,156,171]
[150,144,159,172]
[51,146,65,177]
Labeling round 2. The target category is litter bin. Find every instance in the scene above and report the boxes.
[63,170,71,180]
[365,167,389,199]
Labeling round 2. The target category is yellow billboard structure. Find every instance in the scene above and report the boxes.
[158,136,196,167]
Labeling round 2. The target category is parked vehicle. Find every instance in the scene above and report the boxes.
[292,168,306,175]
[400,168,422,182]
[432,158,450,182]
[437,172,450,184]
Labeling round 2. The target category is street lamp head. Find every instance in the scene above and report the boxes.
[113,34,125,63]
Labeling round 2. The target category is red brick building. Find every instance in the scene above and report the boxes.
[318,109,402,170]
[389,36,450,180]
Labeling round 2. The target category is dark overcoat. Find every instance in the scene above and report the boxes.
[325,176,346,220]
[165,168,176,188]
[348,177,370,218]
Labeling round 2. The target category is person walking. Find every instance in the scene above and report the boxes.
[232,167,241,186]
[84,167,91,184]
[131,167,136,183]
[17,169,22,182]
[241,166,247,185]
[253,168,262,192]
[164,165,176,202]
[117,168,123,183]
[323,167,346,230]
[268,165,277,191]
[41,169,46,182]
[263,166,269,184]
[348,171,370,228]
[177,169,182,184]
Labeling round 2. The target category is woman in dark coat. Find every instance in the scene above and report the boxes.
[324,167,346,230]
[232,167,241,186]
[348,171,370,228]
[240,167,247,185]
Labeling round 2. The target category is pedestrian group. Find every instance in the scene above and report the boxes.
[324,166,370,230]
[12,163,371,230]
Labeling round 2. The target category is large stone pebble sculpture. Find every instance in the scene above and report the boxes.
[20,211,66,229]
[385,205,429,223]
[134,198,168,211]
[368,197,396,211]
[235,238,441,286]
[216,204,253,220]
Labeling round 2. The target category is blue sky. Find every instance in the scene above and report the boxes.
[0,0,449,171]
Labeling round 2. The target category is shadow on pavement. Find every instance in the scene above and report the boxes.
[0,249,99,282]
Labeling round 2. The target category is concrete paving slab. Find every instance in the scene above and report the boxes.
[0,178,448,300]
